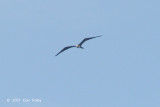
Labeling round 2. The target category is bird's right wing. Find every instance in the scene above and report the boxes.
[79,35,102,46]
[55,46,76,56]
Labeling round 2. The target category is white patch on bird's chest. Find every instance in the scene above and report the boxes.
[76,45,80,48]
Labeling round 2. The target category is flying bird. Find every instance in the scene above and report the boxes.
[55,35,102,56]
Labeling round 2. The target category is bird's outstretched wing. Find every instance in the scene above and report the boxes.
[55,46,76,56]
[79,35,102,46]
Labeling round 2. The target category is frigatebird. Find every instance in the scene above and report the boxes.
[55,35,102,56]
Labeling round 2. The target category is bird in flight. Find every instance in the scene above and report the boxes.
[55,35,102,56]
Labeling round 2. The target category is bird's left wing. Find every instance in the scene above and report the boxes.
[55,46,76,56]
[79,35,102,46]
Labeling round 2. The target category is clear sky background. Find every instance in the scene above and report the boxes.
[0,0,160,107]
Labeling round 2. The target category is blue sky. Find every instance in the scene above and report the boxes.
[0,0,160,107]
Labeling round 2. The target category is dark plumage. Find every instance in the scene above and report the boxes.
[79,35,102,47]
[55,35,102,56]
[55,46,76,56]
